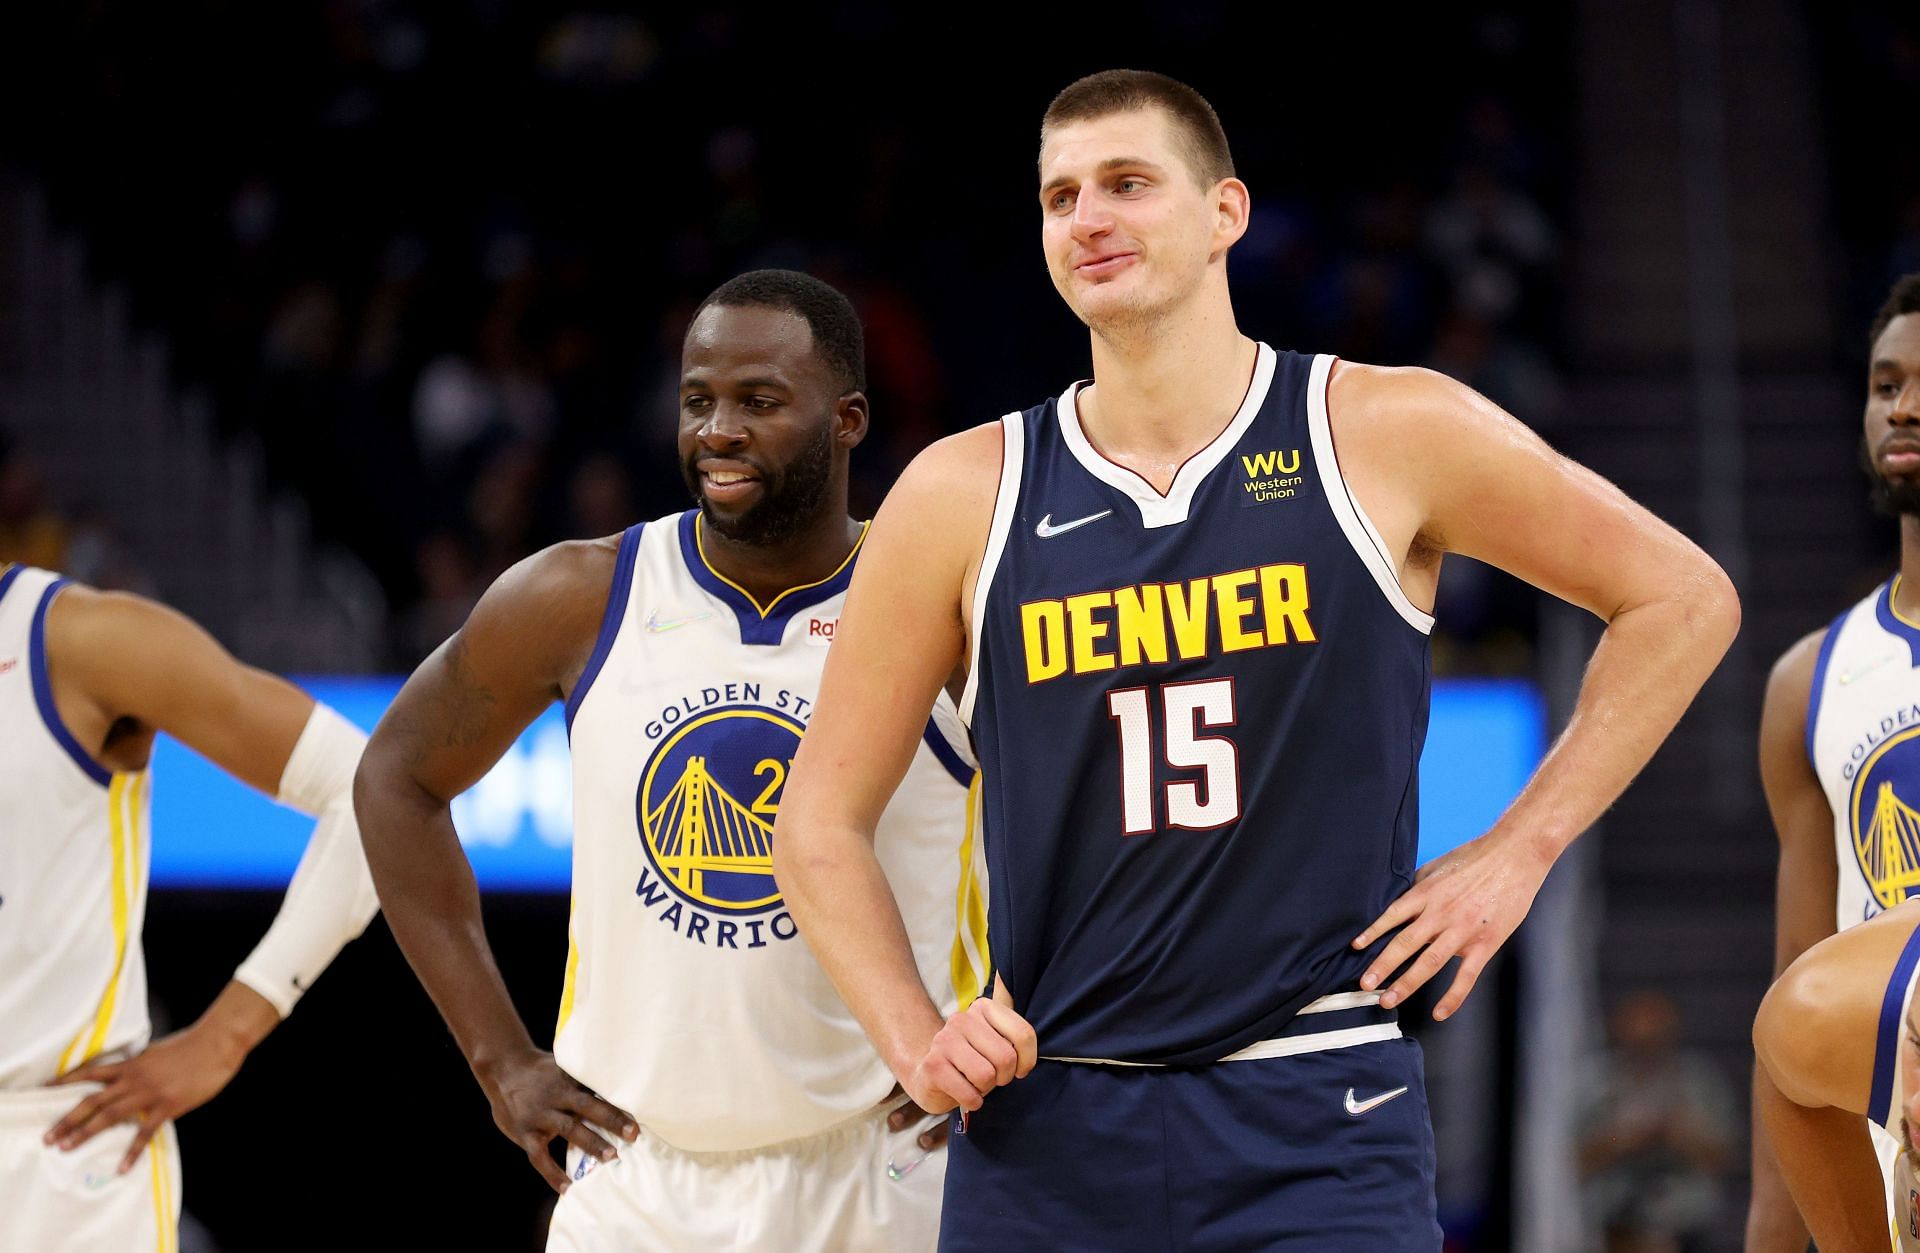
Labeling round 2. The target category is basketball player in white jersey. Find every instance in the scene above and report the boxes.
[1754,899,1920,1249]
[0,565,378,1252]
[354,270,983,1251]
[1747,273,1920,1250]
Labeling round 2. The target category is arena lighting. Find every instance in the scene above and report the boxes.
[148,677,1546,891]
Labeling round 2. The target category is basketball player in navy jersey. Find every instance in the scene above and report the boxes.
[775,70,1740,1248]
[1747,274,1920,1249]
[1753,899,1920,1249]
[356,271,981,1251]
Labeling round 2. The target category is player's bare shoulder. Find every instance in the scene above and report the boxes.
[465,533,627,692]
[39,581,224,717]
[1319,362,1474,574]
[887,421,1005,521]
[1757,902,1920,1104]
[867,421,1006,602]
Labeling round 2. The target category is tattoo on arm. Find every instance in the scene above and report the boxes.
[395,635,500,771]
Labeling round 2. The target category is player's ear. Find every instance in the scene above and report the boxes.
[835,391,870,450]
[1213,177,1251,255]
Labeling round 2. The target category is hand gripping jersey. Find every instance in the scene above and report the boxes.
[0,566,153,1090]
[1808,577,1920,929]
[963,345,1434,1066]
[1872,918,1920,1248]
[559,512,986,1152]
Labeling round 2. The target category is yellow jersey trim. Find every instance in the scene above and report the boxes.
[949,771,990,1008]
[556,897,582,1037]
[148,1127,176,1253]
[1895,576,1920,631]
[58,771,143,1074]
[694,516,870,619]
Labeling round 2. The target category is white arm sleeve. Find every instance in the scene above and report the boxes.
[232,703,381,1018]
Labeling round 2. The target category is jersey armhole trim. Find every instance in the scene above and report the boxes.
[1869,921,1920,1127]
[565,523,645,732]
[30,578,113,788]
[1804,607,1851,767]
[960,413,1025,725]
[0,564,23,608]
[1305,354,1435,634]
[921,720,975,787]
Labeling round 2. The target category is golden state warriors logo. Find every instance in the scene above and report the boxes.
[1851,726,1920,911]
[637,705,799,919]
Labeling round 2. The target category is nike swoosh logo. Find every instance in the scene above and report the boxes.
[1035,510,1113,539]
[646,610,716,633]
[1839,655,1900,685]
[1344,1085,1409,1116]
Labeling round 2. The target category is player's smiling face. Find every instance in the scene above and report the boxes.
[678,303,864,547]
[1038,107,1247,334]
[1865,311,1920,517]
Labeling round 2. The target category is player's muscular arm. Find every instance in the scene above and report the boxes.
[1749,632,1837,1250]
[1337,365,1741,1019]
[355,540,638,1193]
[1753,909,1913,1251]
[41,588,365,1169]
[777,425,1037,1116]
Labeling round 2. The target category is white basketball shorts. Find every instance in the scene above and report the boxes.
[0,1082,182,1253]
[546,1100,945,1253]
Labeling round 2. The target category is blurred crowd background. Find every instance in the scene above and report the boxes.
[2,2,1918,1250]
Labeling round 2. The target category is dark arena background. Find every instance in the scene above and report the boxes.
[1,2,1916,1249]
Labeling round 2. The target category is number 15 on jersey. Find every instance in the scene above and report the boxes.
[1106,678,1241,835]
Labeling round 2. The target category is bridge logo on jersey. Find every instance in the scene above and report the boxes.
[1238,447,1306,507]
[1019,563,1316,684]
[634,704,804,947]
[1850,725,1920,912]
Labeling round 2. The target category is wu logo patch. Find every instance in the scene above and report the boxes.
[1238,448,1306,508]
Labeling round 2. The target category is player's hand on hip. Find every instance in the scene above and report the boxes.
[479,1048,639,1194]
[884,1087,951,1152]
[44,1023,248,1174]
[1350,831,1552,1021]
[907,996,1038,1115]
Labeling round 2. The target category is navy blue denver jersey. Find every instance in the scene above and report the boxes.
[959,344,1434,1066]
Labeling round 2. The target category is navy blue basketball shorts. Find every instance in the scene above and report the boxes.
[937,1036,1440,1252]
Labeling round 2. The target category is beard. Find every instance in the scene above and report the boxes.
[1862,434,1920,517]
[683,422,836,548]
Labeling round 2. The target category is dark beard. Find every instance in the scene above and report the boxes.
[1862,434,1920,517]
[684,423,836,548]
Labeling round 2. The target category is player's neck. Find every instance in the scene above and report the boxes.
[699,511,864,612]
[1900,515,1920,615]
[1079,293,1254,469]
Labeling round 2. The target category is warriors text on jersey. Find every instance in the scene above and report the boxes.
[559,512,986,1152]
[963,345,1433,1065]
[1809,577,1920,928]
[0,566,153,1091]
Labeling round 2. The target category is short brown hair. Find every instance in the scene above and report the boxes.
[1041,70,1235,189]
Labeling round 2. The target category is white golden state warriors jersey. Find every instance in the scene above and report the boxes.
[0,566,152,1090]
[557,512,987,1153]
[1809,576,1920,929]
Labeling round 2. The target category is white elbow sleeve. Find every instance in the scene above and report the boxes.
[233,703,381,1017]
